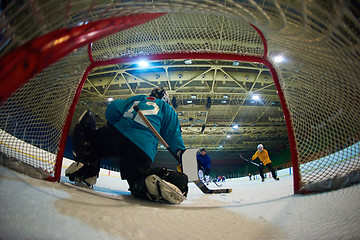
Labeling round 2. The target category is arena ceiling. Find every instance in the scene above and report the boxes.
[72,58,289,155]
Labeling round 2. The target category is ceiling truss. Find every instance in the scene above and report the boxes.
[73,59,289,153]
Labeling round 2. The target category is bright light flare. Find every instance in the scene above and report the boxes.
[273,55,285,63]
[252,95,260,101]
[138,60,149,67]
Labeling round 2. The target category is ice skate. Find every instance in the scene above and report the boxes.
[65,162,98,186]
[72,176,96,189]
[145,174,186,204]
[205,174,210,185]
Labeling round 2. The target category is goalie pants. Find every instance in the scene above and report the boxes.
[89,124,188,198]
[259,163,277,180]
[90,124,152,183]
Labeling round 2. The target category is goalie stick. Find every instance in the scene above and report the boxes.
[134,105,231,194]
[239,153,260,167]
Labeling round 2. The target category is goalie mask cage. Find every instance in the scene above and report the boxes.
[0,1,359,194]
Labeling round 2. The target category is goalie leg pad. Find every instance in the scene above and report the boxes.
[162,169,188,197]
[148,167,188,197]
[145,174,185,204]
[72,110,96,164]
[67,110,100,185]
[128,167,188,204]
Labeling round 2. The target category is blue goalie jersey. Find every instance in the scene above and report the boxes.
[105,95,185,161]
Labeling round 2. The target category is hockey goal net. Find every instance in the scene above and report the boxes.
[0,1,359,193]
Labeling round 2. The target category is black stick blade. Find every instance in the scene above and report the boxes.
[194,180,232,194]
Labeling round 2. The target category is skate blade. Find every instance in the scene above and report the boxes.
[73,175,97,187]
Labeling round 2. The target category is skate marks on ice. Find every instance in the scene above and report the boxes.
[61,182,130,201]
[0,166,122,240]
[1,166,286,240]
[55,177,286,239]
[55,185,287,240]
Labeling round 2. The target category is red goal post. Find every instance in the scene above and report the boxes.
[0,13,300,191]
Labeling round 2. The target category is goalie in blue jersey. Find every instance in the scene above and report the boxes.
[66,87,188,204]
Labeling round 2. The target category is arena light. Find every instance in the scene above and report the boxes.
[232,124,239,129]
[184,59,192,64]
[219,145,223,148]
[138,60,149,67]
[77,21,89,26]
[273,54,285,63]
[107,97,114,102]
[227,135,231,138]
[252,94,260,101]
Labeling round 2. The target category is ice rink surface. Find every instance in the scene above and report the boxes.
[1,165,359,240]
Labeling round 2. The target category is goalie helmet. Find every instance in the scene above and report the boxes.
[257,144,264,151]
[150,87,170,105]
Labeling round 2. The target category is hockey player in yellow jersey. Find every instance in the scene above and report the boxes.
[251,144,279,182]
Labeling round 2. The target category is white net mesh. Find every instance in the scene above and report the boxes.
[0,48,90,174]
[91,13,264,60]
[0,0,359,191]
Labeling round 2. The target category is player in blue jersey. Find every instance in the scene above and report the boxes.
[66,87,188,204]
[196,148,211,185]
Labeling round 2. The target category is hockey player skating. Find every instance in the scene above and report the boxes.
[65,87,188,204]
[251,144,279,182]
[196,148,211,185]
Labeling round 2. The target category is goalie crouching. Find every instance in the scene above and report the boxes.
[65,87,188,204]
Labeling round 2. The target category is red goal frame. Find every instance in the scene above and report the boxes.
[0,14,301,193]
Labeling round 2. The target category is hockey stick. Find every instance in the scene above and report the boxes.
[133,105,231,194]
[132,106,180,163]
[212,179,223,187]
[239,153,260,167]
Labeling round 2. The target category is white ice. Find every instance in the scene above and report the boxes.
[1,162,359,240]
